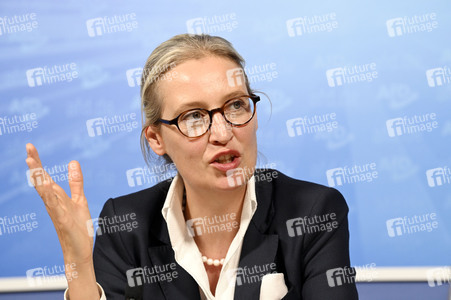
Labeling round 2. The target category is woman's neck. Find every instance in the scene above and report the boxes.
[182,181,247,258]
[183,183,246,218]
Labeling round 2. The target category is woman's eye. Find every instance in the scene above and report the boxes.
[233,101,242,109]
[229,100,245,110]
[184,110,204,120]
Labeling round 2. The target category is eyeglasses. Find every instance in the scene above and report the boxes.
[159,94,260,138]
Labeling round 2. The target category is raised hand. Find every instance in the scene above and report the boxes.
[25,143,100,299]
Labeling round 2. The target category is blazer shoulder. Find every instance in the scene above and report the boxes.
[257,169,349,216]
[100,178,172,217]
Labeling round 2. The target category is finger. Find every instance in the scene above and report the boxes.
[25,155,55,192]
[25,158,55,198]
[25,143,64,211]
[68,160,85,203]
[25,143,55,187]
[26,143,43,167]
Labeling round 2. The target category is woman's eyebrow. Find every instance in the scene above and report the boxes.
[173,101,207,116]
[172,91,248,116]
[222,90,248,100]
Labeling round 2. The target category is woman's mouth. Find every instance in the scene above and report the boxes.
[210,154,240,172]
[214,154,236,164]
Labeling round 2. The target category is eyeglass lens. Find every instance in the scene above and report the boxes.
[178,96,256,137]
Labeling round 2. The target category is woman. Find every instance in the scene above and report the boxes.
[25,34,358,299]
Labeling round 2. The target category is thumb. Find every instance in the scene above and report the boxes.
[68,160,85,202]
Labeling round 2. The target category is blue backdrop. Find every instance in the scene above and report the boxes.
[0,0,450,278]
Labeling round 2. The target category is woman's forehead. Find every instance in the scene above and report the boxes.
[173,56,241,82]
[158,56,248,110]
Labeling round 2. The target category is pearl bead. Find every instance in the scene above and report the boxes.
[200,253,225,266]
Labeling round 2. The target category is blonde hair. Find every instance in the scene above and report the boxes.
[140,34,253,165]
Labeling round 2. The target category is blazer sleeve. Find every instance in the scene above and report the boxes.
[299,187,358,300]
[93,198,134,299]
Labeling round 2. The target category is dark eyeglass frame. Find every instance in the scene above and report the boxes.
[158,94,260,138]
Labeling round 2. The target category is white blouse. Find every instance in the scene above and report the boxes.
[64,173,288,300]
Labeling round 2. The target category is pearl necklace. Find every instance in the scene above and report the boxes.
[201,255,225,266]
[182,191,225,267]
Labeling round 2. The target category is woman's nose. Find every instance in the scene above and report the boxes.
[209,112,233,143]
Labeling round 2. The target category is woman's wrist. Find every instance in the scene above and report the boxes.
[65,283,103,300]
[65,259,100,300]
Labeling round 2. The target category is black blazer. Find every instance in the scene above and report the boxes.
[93,169,358,300]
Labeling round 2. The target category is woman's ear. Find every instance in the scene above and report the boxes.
[145,125,166,156]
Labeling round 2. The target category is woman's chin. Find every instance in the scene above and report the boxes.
[212,176,247,191]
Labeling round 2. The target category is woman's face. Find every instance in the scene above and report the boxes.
[149,55,258,191]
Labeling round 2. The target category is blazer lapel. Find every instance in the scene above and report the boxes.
[234,173,280,299]
[147,204,201,300]
[148,245,201,299]
[145,171,278,300]
[233,223,279,299]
